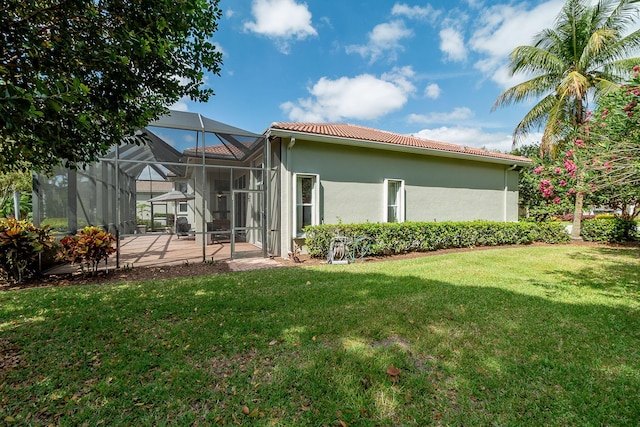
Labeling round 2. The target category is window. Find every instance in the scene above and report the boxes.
[384,179,404,223]
[294,174,319,236]
[178,202,188,213]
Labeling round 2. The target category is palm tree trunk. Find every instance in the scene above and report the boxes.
[571,172,585,239]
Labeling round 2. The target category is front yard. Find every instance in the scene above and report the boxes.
[1,245,639,425]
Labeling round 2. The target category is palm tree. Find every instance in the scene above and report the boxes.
[493,0,640,237]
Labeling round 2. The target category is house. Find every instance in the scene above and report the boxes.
[32,111,531,262]
[265,123,530,257]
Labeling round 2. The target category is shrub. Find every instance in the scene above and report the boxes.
[581,217,638,243]
[304,221,570,259]
[0,218,54,283]
[58,226,117,274]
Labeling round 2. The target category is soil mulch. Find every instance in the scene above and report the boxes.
[1,240,635,292]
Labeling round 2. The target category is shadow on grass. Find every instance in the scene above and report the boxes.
[1,260,640,426]
[546,245,640,296]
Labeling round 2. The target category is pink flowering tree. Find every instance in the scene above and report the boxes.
[536,66,640,236]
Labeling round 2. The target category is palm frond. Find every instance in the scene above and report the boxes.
[510,45,565,75]
[579,28,617,69]
[604,0,640,31]
[512,94,557,141]
[492,74,560,111]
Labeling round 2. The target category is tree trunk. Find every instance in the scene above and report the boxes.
[571,172,585,239]
[571,192,584,239]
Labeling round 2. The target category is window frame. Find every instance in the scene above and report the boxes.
[383,178,405,223]
[293,173,320,237]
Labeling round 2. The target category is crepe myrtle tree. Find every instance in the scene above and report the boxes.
[535,67,640,225]
[0,0,223,173]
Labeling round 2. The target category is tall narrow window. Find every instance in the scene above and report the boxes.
[385,179,404,223]
[295,174,318,236]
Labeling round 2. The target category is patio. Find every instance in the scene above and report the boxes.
[117,233,264,268]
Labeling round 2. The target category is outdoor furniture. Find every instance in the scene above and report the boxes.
[207,219,231,244]
[175,217,192,238]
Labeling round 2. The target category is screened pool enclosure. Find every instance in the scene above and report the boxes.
[32,111,272,265]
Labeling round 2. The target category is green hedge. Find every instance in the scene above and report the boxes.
[581,217,638,243]
[304,220,570,258]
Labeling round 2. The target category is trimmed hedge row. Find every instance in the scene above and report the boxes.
[581,217,638,243]
[304,220,570,258]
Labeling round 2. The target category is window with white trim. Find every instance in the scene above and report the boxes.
[384,179,404,223]
[295,174,319,236]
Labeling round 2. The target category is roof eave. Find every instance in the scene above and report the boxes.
[267,128,531,167]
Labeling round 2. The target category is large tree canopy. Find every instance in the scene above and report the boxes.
[1,0,223,173]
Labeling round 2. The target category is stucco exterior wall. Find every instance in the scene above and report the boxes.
[276,138,521,256]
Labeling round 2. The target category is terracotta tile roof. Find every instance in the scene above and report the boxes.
[184,142,251,158]
[270,122,530,164]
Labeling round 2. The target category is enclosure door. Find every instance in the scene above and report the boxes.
[231,189,265,258]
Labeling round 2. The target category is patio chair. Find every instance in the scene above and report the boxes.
[175,217,192,238]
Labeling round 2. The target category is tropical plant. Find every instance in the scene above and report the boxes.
[58,226,117,275]
[0,218,54,283]
[493,0,640,237]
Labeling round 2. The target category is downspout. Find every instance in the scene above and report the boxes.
[286,138,296,255]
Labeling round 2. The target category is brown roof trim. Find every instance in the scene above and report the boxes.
[269,122,531,165]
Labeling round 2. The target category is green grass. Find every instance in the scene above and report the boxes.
[1,245,639,426]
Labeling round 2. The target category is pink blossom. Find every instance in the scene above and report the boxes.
[601,109,609,119]
[563,159,577,174]
[565,150,574,157]
[559,180,567,187]
[574,139,585,147]
[604,162,612,170]
[554,167,562,174]
[568,188,576,195]
[539,179,554,197]
[533,166,544,175]
[553,197,561,204]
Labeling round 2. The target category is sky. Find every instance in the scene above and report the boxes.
[171,0,576,153]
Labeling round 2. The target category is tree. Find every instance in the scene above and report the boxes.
[533,69,640,221]
[493,0,640,237]
[0,170,32,219]
[1,0,223,173]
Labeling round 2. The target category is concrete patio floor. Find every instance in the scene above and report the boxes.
[117,233,266,267]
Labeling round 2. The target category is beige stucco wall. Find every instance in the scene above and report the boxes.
[275,138,521,256]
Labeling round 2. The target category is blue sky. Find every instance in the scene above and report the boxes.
[171,0,576,153]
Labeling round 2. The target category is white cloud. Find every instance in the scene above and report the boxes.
[346,20,413,63]
[244,0,317,54]
[439,27,467,62]
[408,107,474,124]
[424,83,441,99]
[469,1,564,88]
[413,126,515,152]
[391,3,441,23]
[281,67,417,122]
[169,97,190,112]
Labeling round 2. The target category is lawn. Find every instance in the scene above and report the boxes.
[1,245,639,426]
